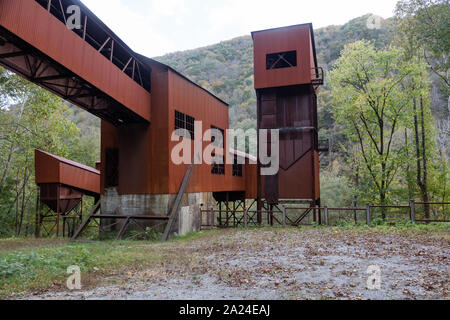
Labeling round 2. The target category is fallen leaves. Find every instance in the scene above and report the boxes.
[17,227,450,300]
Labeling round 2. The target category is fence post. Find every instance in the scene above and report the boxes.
[410,200,416,223]
[243,209,248,228]
[282,206,286,227]
[209,208,214,228]
[366,203,371,225]
[324,206,329,226]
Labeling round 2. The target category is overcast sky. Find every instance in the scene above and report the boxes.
[81,0,399,57]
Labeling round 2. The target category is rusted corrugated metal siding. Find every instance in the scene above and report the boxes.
[35,149,100,195]
[0,0,151,121]
[148,64,170,195]
[244,162,258,199]
[167,70,247,195]
[39,184,83,214]
[117,123,151,195]
[35,150,60,184]
[252,24,314,89]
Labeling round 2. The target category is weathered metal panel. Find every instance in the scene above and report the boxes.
[244,163,258,199]
[117,123,151,195]
[59,162,100,196]
[35,149,60,184]
[0,0,151,122]
[252,24,314,89]
[40,184,83,214]
[148,64,170,195]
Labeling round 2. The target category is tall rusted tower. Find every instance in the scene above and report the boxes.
[252,23,324,223]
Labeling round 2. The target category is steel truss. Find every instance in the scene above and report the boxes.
[0,27,146,126]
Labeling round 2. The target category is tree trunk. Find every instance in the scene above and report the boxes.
[420,97,430,218]
[0,141,15,189]
[0,98,27,189]
[380,191,387,220]
[14,169,19,235]
[17,167,29,236]
[405,129,415,199]
[413,98,431,218]
[35,188,40,238]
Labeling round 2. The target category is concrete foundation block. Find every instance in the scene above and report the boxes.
[100,191,216,235]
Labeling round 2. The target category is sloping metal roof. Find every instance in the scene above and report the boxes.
[36,149,100,175]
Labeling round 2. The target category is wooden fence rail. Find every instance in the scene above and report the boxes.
[202,200,449,228]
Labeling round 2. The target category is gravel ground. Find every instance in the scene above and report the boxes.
[24,228,449,300]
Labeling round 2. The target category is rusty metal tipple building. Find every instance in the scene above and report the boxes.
[253,24,324,225]
[0,0,323,238]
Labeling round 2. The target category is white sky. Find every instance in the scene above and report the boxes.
[81,0,399,57]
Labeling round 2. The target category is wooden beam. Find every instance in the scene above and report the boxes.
[98,37,111,53]
[71,201,101,241]
[34,74,70,82]
[0,51,27,59]
[82,15,87,40]
[110,40,114,61]
[136,61,143,86]
[58,0,66,24]
[116,217,131,240]
[162,163,195,242]
[122,57,132,72]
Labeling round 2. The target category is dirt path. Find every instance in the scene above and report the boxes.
[25,228,449,300]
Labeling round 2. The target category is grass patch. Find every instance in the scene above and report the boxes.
[0,231,217,299]
[0,241,149,298]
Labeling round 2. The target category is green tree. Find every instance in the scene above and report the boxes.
[395,0,449,93]
[329,41,429,217]
[395,0,449,216]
